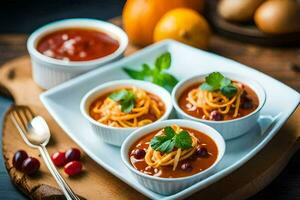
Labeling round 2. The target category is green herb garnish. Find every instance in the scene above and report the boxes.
[200,72,237,98]
[109,89,135,113]
[150,126,192,153]
[123,52,178,92]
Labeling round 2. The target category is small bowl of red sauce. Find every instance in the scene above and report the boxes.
[27,18,128,89]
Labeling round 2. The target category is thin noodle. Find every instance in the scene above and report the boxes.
[186,83,243,119]
[90,87,164,128]
[145,124,198,171]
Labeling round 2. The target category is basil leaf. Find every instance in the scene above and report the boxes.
[152,72,165,86]
[221,84,237,98]
[161,73,178,92]
[142,64,152,76]
[109,90,128,101]
[200,82,215,91]
[123,52,178,91]
[152,73,178,92]
[175,131,192,149]
[157,139,175,153]
[123,68,146,80]
[155,52,171,71]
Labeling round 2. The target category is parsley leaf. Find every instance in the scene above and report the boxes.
[121,91,135,113]
[220,77,231,87]
[150,126,192,153]
[164,126,176,139]
[109,89,136,113]
[200,72,238,98]
[157,140,175,153]
[200,82,215,91]
[175,131,192,149]
[109,89,128,101]
[150,135,166,150]
[123,52,178,92]
[221,84,237,98]
[206,72,224,90]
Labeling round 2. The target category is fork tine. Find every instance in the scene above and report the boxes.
[10,106,35,133]
[19,106,34,124]
[10,110,27,137]
[9,107,35,148]
[15,108,28,132]
[25,107,35,119]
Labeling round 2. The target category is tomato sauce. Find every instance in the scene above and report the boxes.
[129,128,218,178]
[37,28,119,61]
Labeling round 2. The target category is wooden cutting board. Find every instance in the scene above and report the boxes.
[1,18,300,200]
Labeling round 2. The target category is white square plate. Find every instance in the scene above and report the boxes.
[40,40,300,200]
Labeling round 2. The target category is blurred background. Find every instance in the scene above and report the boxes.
[0,0,125,33]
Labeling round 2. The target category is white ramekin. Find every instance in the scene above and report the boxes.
[27,18,128,89]
[121,119,225,195]
[172,72,266,140]
[80,80,173,146]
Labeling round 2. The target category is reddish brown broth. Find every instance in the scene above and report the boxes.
[129,128,218,178]
[89,91,165,125]
[178,82,259,121]
[37,28,119,61]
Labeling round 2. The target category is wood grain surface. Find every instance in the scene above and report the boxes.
[0,17,299,200]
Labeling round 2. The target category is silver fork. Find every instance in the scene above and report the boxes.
[9,105,81,200]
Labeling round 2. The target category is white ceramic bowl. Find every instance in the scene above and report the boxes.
[121,119,225,195]
[172,72,266,140]
[80,80,173,146]
[27,18,128,89]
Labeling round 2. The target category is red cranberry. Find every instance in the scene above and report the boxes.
[13,150,28,170]
[65,148,81,163]
[22,157,40,176]
[210,110,222,121]
[181,162,193,171]
[51,151,66,167]
[64,161,82,176]
[196,147,209,158]
[132,149,146,159]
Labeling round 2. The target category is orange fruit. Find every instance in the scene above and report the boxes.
[122,0,204,46]
[154,8,211,49]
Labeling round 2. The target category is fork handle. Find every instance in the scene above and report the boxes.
[38,145,81,200]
